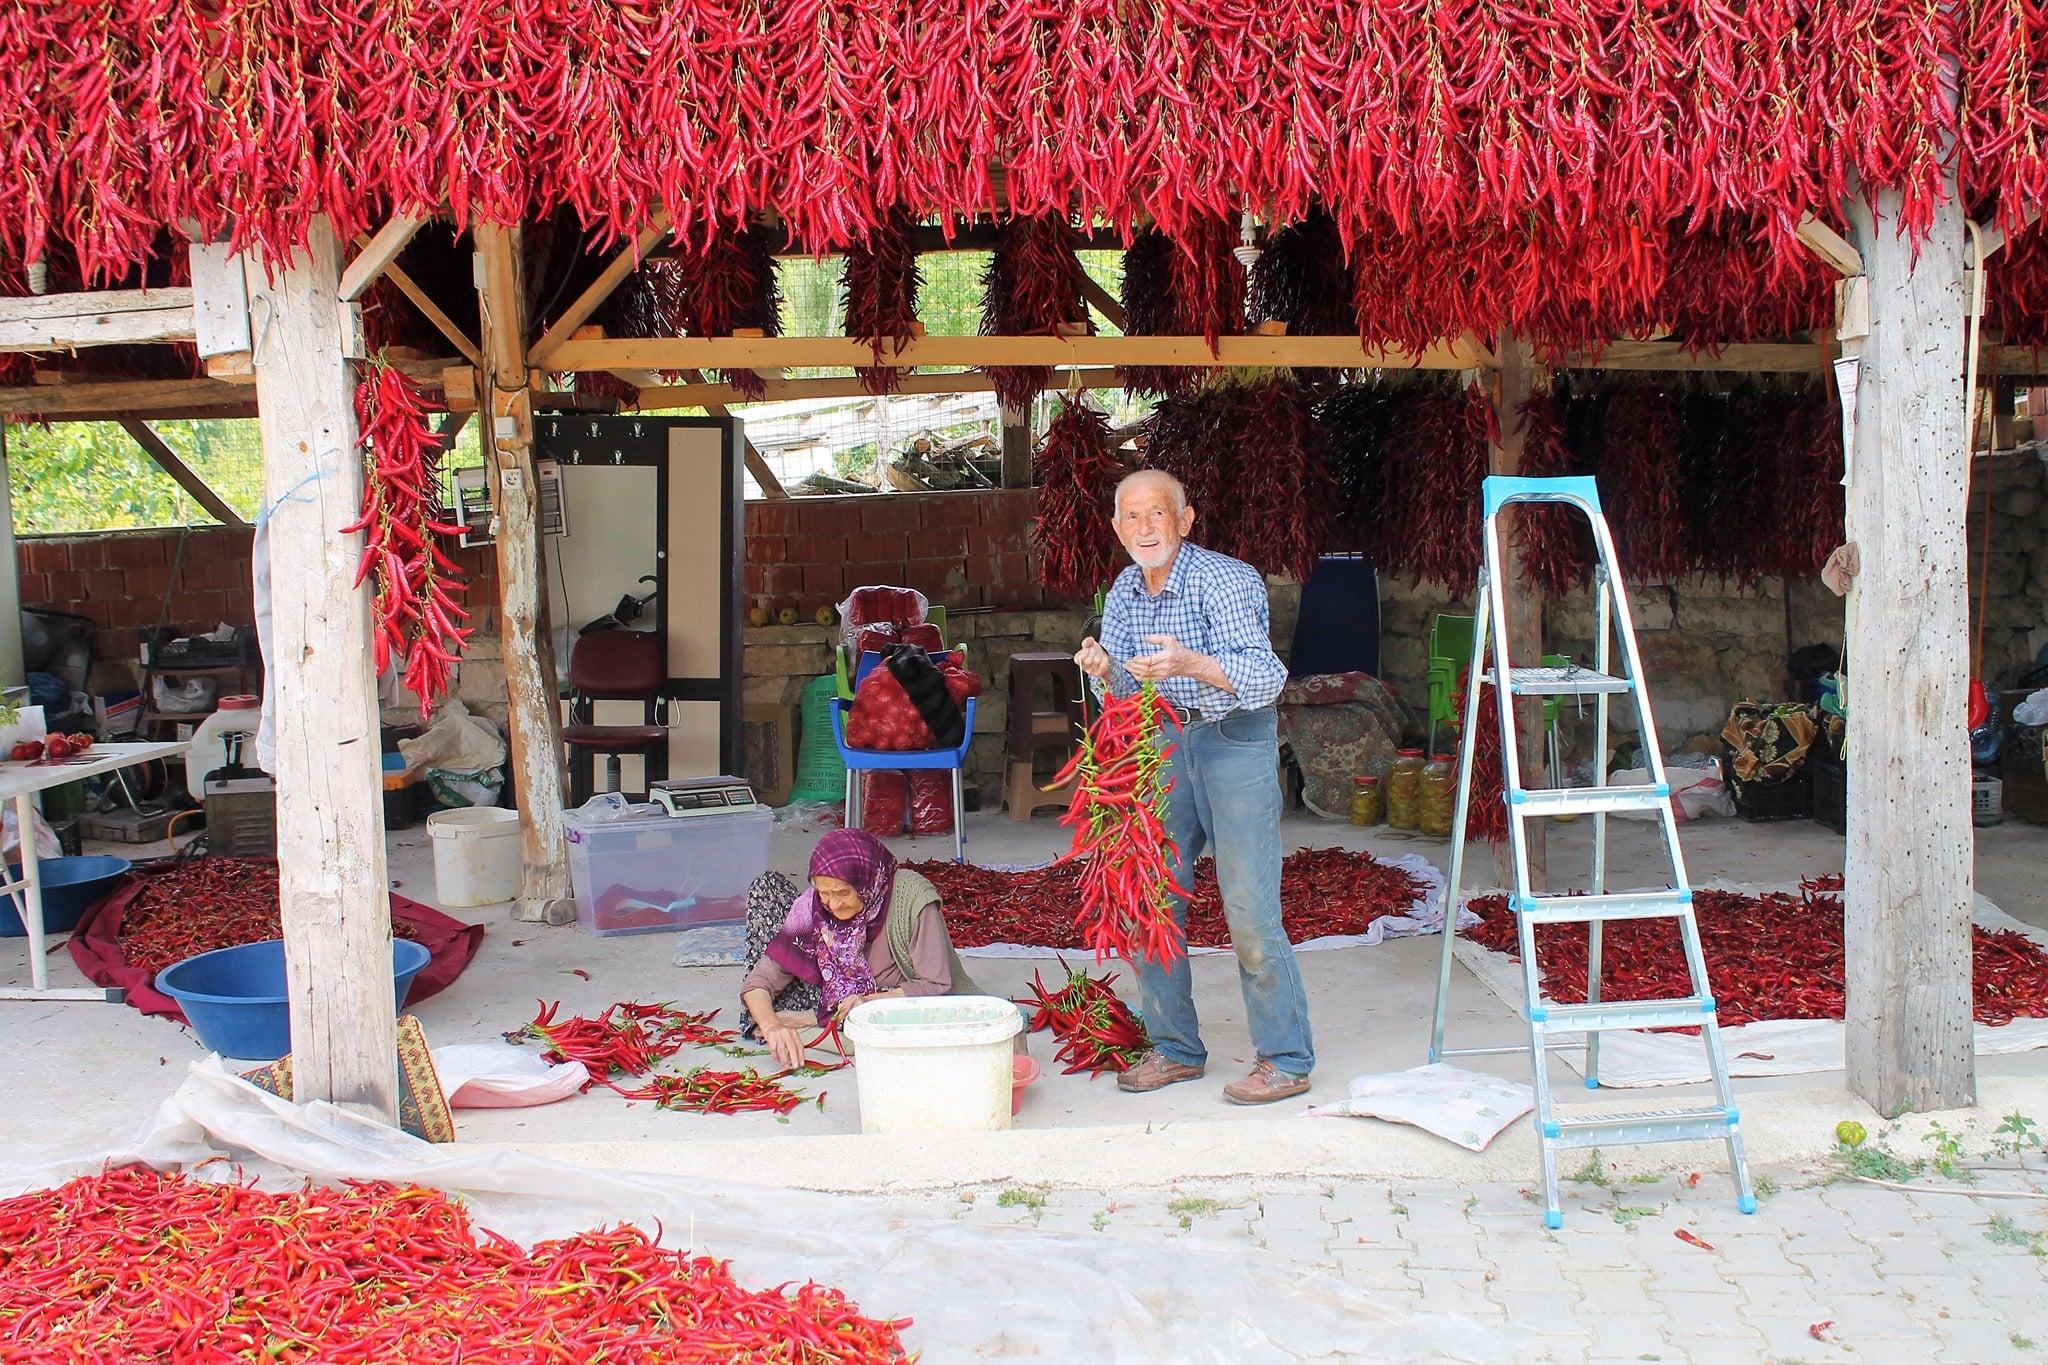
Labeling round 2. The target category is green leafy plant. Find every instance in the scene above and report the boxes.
[1832,1144,1923,1184]
[1985,1213,2035,1249]
[1924,1121,1976,1183]
[1993,1112,2041,1161]
[1168,1196,1231,1229]
[1610,1205,1658,1226]
[996,1187,1046,1211]
[1568,1152,1613,1188]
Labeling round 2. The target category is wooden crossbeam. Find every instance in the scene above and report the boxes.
[0,376,252,417]
[1973,206,2044,265]
[116,418,249,527]
[1795,216,1865,278]
[1079,275,1128,332]
[549,334,1489,371]
[526,215,673,368]
[340,216,430,302]
[380,259,483,367]
[627,366,1124,409]
[1552,341,1825,373]
[0,288,195,352]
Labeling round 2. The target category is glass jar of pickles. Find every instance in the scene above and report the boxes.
[1385,748,1426,830]
[1348,775,1383,827]
[1419,752,1457,836]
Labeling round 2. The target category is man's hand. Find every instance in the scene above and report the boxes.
[1074,636,1114,679]
[1127,634,1204,683]
[763,1024,807,1072]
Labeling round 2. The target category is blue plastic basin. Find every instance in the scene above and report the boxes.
[157,937,432,1061]
[0,855,132,937]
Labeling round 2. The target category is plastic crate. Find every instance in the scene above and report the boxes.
[563,800,770,936]
[1719,745,1813,822]
[1810,747,1845,835]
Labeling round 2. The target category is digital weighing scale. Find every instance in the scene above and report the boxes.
[649,775,760,819]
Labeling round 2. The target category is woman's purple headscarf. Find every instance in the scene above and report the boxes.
[764,831,897,1008]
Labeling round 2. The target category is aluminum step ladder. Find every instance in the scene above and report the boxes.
[1427,474,1756,1228]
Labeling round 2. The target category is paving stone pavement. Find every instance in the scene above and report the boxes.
[948,1158,2048,1362]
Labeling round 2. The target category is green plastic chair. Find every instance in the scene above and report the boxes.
[834,603,952,700]
[1425,609,1570,757]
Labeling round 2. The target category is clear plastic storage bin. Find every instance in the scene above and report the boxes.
[562,800,772,936]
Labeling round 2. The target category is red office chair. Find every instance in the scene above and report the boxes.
[563,630,668,805]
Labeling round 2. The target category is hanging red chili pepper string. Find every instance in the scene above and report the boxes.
[344,360,471,720]
[981,213,1088,410]
[1017,961,1151,1077]
[1054,682,1187,964]
[1033,397,1129,599]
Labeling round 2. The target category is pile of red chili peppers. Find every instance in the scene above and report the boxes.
[1018,962,1150,1077]
[509,1001,843,1113]
[118,859,418,978]
[1464,875,2048,1028]
[1056,682,1186,963]
[910,847,1428,952]
[0,1167,913,1361]
[346,361,471,719]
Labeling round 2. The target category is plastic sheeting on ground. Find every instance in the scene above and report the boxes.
[0,1060,1517,1363]
[1453,890,2048,1087]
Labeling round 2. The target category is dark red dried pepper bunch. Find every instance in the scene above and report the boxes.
[1118,227,1189,398]
[345,360,471,719]
[118,858,419,977]
[1513,387,1593,595]
[1248,207,1353,337]
[1452,666,1509,847]
[1117,217,1244,393]
[1378,381,1495,592]
[1138,374,1330,580]
[676,226,783,399]
[981,213,1088,409]
[1315,378,1405,558]
[842,208,921,395]
[1599,379,1688,585]
[1771,381,1846,579]
[1033,397,1129,599]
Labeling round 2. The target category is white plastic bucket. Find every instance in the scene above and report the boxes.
[425,807,522,907]
[841,996,1024,1135]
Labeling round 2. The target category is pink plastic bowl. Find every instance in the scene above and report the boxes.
[1011,1054,1041,1116]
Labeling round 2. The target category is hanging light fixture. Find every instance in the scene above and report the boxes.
[1232,209,1262,271]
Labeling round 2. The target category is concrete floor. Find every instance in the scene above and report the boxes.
[3,807,2046,1185]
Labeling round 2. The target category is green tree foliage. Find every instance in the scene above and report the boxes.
[6,419,267,534]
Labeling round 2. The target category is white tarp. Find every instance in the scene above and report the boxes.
[1454,889,2048,1088]
[0,1060,1517,1363]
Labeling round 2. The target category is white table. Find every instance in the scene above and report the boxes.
[0,740,189,1002]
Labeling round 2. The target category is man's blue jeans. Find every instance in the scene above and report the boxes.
[1132,705,1314,1076]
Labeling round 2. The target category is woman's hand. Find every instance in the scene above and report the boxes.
[832,993,867,1022]
[763,1024,807,1072]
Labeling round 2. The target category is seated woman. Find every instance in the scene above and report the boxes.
[740,829,981,1070]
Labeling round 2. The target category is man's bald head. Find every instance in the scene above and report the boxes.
[1114,468,1189,517]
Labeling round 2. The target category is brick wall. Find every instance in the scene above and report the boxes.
[14,527,500,684]
[744,489,1057,615]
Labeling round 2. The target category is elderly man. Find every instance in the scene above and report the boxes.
[1073,469,1313,1104]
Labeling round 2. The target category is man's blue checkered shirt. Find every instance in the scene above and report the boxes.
[1097,541,1287,721]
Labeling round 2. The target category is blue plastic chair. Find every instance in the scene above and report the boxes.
[832,690,977,863]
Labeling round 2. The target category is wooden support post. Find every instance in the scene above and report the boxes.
[474,224,575,926]
[1488,336,1546,887]
[999,401,1033,488]
[243,218,396,1121]
[1840,184,1976,1116]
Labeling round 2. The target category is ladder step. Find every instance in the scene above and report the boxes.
[1510,784,1667,816]
[1510,889,1694,923]
[1543,1106,1740,1150]
[1501,665,1631,697]
[1530,997,1717,1032]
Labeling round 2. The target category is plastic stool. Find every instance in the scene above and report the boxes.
[1005,653,1084,821]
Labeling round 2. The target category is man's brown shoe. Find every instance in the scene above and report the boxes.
[1223,1061,1310,1105]
[1117,1052,1206,1093]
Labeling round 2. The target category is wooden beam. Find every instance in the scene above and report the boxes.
[381,259,483,367]
[526,215,673,368]
[1796,215,1865,278]
[1973,205,2044,265]
[474,223,576,925]
[626,366,1125,409]
[1840,183,1975,1116]
[0,288,195,352]
[0,377,253,418]
[1079,274,1128,332]
[340,217,430,302]
[548,334,1490,372]
[243,217,397,1122]
[999,401,1034,488]
[115,419,248,527]
[1552,341,1825,373]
